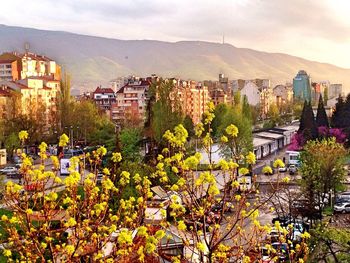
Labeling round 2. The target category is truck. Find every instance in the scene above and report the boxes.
[286,151,300,167]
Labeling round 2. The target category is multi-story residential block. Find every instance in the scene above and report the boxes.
[0,52,60,82]
[174,80,209,124]
[92,87,116,111]
[0,53,22,81]
[0,77,59,127]
[293,70,311,102]
[235,79,272,118]
[273,84,293,106]
[329,84,343,99]
[110,77,129,93]
[0,87,13,119]
[112,77,152,124]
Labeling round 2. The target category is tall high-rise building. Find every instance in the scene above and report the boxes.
[293,70,311,102]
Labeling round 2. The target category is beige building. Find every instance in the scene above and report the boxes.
[0,52,60,82]
[0,87,13,119]
[238,79,273,118]
[0,77,59,128]
[112,77,152,124]
[273,84,293,106]
[174,80,210,124]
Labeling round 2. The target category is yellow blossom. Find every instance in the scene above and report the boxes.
[26,209,33,215]
[273,159,285,168]
[3,249,11,257]
[96,146,107,156]
[197,242,206,252]
[239,167,250,175]
[282,176,290,183]
[177,220,187,231]
[59,133,69,147]
[18,130,29,142]
[225,124,239,137]
[220,135,229,143]
[111,152,122,162]
[246,151,256,165]
[262,166,273,175]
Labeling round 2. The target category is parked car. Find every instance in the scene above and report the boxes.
[337,191,350,200]
[6,171,22,179]
[278,166,288,173]
[334,202,350,213]
[289,165,297,175]
[0,166,17,174]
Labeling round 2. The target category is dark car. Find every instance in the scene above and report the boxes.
[6,170,22,179]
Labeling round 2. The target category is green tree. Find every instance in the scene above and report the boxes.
[58,72,73,132]
[182,115,194,138]
[309,225,350,263]
[218,104,253,158]
[299,101,318,141]
[299,138,347,222]
[324,87,328,106]
[119,127,141,162]
[151,80,183,144]
[316,94,329,128]
[211,103,230,137]
[4,132,20,159]
[266,103,280,127]
[71,100,101,144]
[242,95,252,122]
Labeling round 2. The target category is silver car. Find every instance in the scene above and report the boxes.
[334,202,350,213]
[0,166,17,174]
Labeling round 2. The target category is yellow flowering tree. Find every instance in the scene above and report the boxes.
[0,125,309,263]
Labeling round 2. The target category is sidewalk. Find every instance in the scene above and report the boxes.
[254,147,289,172]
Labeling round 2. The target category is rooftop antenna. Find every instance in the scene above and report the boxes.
[24,42,30,54]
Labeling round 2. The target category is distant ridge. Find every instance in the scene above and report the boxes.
[0,24,349,93]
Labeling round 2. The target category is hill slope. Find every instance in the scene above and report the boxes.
[0,24,349,93]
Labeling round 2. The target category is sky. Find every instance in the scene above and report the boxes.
[1,0,350,68]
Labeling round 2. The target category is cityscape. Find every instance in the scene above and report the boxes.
[0,1,350,262]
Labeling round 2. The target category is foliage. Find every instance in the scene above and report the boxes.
[331,95,347,128]
[309,224,350,262]
[299,138,347,222]
[218,105,253,158]
[150,80,183,144]
[119,127,142,162]
[287,133,305,151]
[4,132,20,158]
[323,87,328,106]
[318,127,347,143]
[315,94,329,128]
[89,117,116,151]
[267,103,280,126]
[298,100,318,141]
[0,124,309,262]
[182,115,195,138]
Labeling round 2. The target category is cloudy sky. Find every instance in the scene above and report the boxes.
[1,0,350,68]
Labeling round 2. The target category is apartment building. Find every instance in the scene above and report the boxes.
[273,84,293,107]
[92,87,116,111]
[112,77,151,124]
[0,52,60,82]
[174,80,210,124]
[0,87,13,119]
[237,79,273,118]
[0,77,59,127]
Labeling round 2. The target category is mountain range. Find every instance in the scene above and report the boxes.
[0,24,349,94]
